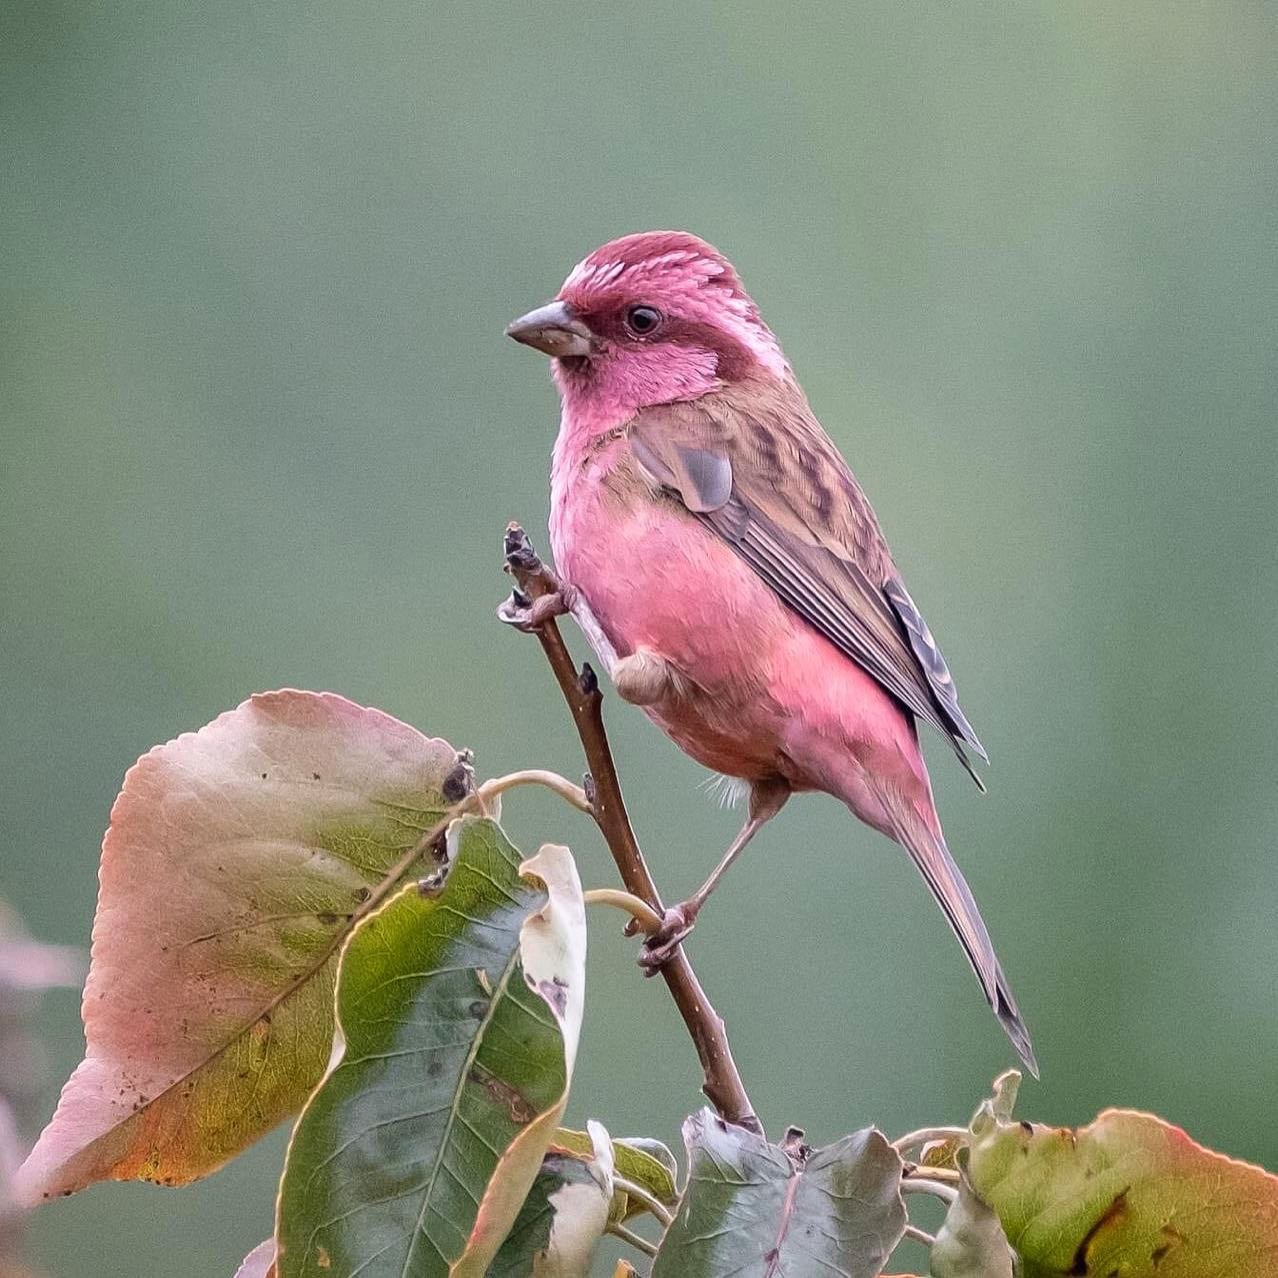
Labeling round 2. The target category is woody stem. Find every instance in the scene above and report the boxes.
[500,521,762,1135]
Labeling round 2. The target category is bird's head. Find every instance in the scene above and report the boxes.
[507,231,788,424]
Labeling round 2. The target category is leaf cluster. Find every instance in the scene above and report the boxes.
[14,690,1278,1276]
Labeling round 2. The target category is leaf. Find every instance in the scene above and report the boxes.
[0,903,82,1129]
[16,690,463,1202]
[275,822,586,1278]
[489,1120,614,1277]
[929,1151,1015,1278]
[614,1137,678,1182]
[1,904,83,1277]
[0,923,81,995]
[548,1128,678,1222]
[233,1240,277,1278]
[967,1077,1278,1276]
[0,1106,29,1272]
[919,1138,963,1173]
[652,1110,906,1278]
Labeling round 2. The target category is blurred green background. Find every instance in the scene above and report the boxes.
[3,1,1276,1273]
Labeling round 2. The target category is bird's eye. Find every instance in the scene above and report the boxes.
[624,305,663,336]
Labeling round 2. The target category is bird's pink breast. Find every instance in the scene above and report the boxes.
[549,426,925,804]
[551,441,782,776]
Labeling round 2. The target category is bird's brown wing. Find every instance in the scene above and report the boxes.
[627,379,987,782]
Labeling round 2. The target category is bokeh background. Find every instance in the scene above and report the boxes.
[3,1,1276,1273]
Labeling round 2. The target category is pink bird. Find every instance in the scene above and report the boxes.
[507,231,1035,1073]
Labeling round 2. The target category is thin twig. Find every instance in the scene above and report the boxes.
[612,1174,675,1227]
[607,1222,659,1258]
[500,522,762,1134]
[583,888,664,935]
[903,1224,936,1247]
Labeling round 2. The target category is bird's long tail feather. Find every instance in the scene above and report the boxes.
[873,782,1038,1076]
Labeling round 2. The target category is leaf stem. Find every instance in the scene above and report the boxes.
[607,1222,659,1258]
[365,768,588,924]
[477,768,591,813]
[903,1223,936,1247]
[892,1125,965,1154]
[612,1174,675,1226]
[500,523,761,1135]
[900,1177,957,1204]
[583,888,664,936]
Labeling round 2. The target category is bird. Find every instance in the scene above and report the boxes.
[506,230,1036,1074]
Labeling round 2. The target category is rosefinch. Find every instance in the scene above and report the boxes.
[507,231,1035,1073]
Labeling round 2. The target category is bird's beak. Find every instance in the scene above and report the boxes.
[505,300,594,358]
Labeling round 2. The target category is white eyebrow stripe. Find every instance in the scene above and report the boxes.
[639,250,696,271]
[567,250,704,293]
[563,257,597,288]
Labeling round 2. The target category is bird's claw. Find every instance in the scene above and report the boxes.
[497,584,578,633]
[638,902,698,974]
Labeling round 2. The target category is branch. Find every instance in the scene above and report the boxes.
[499,522,761,1134]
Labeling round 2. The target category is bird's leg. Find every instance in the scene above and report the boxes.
[636,820,761,969]
[639,778,790,972]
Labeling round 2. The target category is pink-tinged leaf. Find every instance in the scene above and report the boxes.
[1,1105,28,1266]
[968,1079,1278,1276]
[2,904,82,1276]
[0,943,81,993]
[233,1239,276,1278]
[16,691,463,1203]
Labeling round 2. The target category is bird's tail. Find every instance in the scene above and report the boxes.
[873,782,1038,1077]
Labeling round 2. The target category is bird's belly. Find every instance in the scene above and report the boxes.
[553,493,791,778]
[552,478,926,792]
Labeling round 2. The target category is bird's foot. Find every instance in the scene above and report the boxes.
[497,582,578,633]
[638,900,700,973]
[612,647,681,706]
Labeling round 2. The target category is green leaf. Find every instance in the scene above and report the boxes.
[16,691,463,1200]
[548,1128,678,1222]
[489,1120,614,1277]
[967,1074,1278,1276]
[275,821,586,1277]
[652,1110,906,1278]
